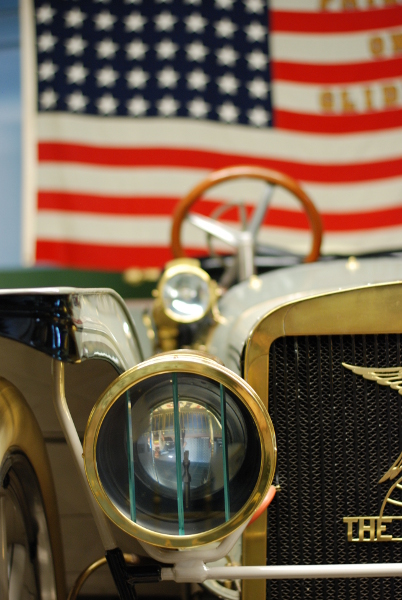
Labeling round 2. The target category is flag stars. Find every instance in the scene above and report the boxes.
[126,40,148,60]
[93,11,117,31]
[186,68,209,91]
[156,39,178,60]
[126,67,149,88]
[217,101,239,123]
[36,4,55,25]
[217,73,239,95]
[127,96,150,116]
[38,60,57,81]
[65,62,89,85]
[248,106,269,127]
[184,0,202,4]
[216,46,238,67]
[96,38,119,59]
[245,0,264,13]
[154,11,177,32]
[184,13,207,34]
[246,49,268,70]
[37,31,57,52]
[64,8,86,28]
[187,97,210,118]
[214,18,237,38]
[65,35,87,56]
[248,77,269,99]
[66,90,89,112]
[124,12,147,32]
[244,21,266,43]
[157,66,179,88]
[96,65,119,87]
[96,93,119,115]
[157,95,180,116]
[215,0,235,8]
[39,88,58,110]
[186,40,208,61]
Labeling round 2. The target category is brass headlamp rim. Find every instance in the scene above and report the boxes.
[83,351,277,549]
[157,259,216,324]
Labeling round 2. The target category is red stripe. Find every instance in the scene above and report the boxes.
[37,192,402,232]
[35,241,196,270]
[275,108,402,133]
[271,6,402,33]
[272,57,402,84]
[37,146,402,184]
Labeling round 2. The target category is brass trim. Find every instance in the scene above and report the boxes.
[241,281,402,600]
[84,350,276,549]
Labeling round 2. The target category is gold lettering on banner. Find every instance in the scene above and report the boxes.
[384,85,398,107]
[392,33,402,53]
[320,91,334,111]
[341,90,355,112]
[319,84,401,114]
[320,0,396,9]
[365,88,373,110]
[370,31,402,58]
[370,36,384,57]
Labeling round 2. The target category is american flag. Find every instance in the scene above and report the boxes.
[24,0,402,270]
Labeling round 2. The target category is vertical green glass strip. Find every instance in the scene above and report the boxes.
[220,384,231,522]
[172,373,185,535]
[126,392,136,522]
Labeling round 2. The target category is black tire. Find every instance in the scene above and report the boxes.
[0,377,66,599]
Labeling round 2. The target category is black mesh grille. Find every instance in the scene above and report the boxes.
[266,334,402,599]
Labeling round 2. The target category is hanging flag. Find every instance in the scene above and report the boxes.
[23,0,402,270]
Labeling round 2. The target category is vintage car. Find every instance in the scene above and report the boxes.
[1,166,402,600]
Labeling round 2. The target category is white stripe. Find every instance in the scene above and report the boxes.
[274,79,402,114]
[35,211,402,255]
[37,164,402,212]
[271,28,402,63]
[37,113,402,164]
[270,0,401,10]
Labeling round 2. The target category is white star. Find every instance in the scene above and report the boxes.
[184,0,201,4]
[124,12,147,32]
[37,31,57,52]
[65,35,87,56]
[156,95,179,116]
[217,101,239,123]
[186,40,208,61]
[127,96,150,116]
[157,66,179,88]
[96,65,119,87]
[94,10,116,31]
[154,11,177,31]
[36,4,55,24]
[39,88,58,110]
[96,93,118,115]
[184,13,207,33]
[215,0,235,8]
[187,97,210,118]
[65,62,89,85]
[246,49,268,70]
[248,106,269,127]
[216,46,238,67]
[245,21,266,42]
[66,90,88,112]
[217,73,239,95]
[126,39,148,60]
[248,77,269,99]
[155,39,178,60]
[96,38,118,59]
[38,60,57,81]
[126,67,149,88]
[186,68,209,91]
[245,0,264,13]
[64,8,86,28]
[214,18,237,38]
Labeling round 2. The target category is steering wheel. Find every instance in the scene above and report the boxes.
[171,165,322,267]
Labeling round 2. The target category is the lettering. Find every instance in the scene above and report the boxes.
[343,516,402,542]
[369,31,402,58]
[319,82,402,114]
[321,0,397,9]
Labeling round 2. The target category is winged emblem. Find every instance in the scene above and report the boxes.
[343,363,402,484]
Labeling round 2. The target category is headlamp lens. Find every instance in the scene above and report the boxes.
[162,272,211,322]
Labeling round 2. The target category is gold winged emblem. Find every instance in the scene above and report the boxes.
[342,363,402,541]
[343,364,402,483]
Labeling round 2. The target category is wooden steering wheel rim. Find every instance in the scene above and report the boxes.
[171,165,323,263]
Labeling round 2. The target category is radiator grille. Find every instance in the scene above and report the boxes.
[267,334,402,599]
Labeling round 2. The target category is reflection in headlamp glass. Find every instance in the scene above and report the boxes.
[96,372,262,537]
